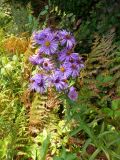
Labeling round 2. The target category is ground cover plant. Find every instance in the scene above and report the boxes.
[0,0,120,160]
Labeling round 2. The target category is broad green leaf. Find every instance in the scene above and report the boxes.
[40,135,50,160]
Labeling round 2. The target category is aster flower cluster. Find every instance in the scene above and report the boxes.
[29,28,84,101]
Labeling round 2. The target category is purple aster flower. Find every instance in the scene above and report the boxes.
[29,28,84,97]
[33,32,45,45]
[30,73,42,82]
[76,57,84,68]
[54,30,61,41]
[64,54,84,69]
[40,33,58,55]
[69,62,80,78]
[42,28,51,34]
[29,54,43,65]
[57,64,71,78]
[33,28,51,45]
[68,53,79,62]
[58,49,78,62]
[42,58,54,71]
[68,86,78,101]
[30,74,48,94]
[59,30,76,49]
[51,72,68,91]
[29,81,38,91]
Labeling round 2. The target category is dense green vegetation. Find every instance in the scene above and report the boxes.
[0,0,120,159]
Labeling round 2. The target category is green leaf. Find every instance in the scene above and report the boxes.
[100,122,105,134]
[89,148,101,160]
[112,99,120,110]
[70,126,82,136]
[111,151,120,159]
[40,10,48,16]
[53,157,63,160]
[114,110,120,117]
[40,135,50,160]
[102,108,114,117]
[54,148,77,160]
[98,131,114,138]
[81,122,94,140]
[101,147,110,160]
[81,138,91,154]
[45,5,49,10]
[108,137,120,147]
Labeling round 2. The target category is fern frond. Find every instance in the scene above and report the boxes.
[3,35,29,54]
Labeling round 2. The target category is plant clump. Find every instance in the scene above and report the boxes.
[29,28,84,101]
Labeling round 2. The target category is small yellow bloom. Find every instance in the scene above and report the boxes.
[45,41,51,47]
[60,67,65,72]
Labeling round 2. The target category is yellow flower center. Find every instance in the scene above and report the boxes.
[45,41,50,47]
[62,79,67,83]
[67,51,72,55]
[60,67,65,72]
[66,34,71,39]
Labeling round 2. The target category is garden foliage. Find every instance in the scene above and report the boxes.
[1,0,120,160]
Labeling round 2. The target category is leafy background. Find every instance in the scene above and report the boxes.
[0,0,120,159]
